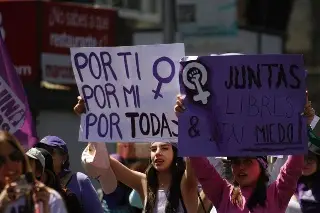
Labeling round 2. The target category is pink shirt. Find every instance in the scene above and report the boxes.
[191,156,304,213]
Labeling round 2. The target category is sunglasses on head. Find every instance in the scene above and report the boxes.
[0,150,24,167]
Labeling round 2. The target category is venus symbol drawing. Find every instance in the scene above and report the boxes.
[182,62,210,105]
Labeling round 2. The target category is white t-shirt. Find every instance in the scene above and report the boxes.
[285,196,302,213]
[3,188,67,213]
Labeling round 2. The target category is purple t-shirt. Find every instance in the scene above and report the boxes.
[66,172,103,213]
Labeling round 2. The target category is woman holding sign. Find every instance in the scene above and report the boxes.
[74,97,199,213]
[174,94,313,213]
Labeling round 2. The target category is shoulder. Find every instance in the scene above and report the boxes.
[47,187,64,201]
[74,172,97,191]
[74,172,90,181]
[47,187,67,212]
[71,172,92,185]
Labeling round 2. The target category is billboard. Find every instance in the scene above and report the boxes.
[0,0,117,85]
[41,2,117,84]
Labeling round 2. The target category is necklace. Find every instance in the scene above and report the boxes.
[159,183,165,189]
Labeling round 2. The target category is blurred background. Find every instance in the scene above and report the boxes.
[0,0,318,187]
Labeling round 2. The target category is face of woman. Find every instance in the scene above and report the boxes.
[38,144,65,175]
[0,142,24,184]
[150,142,174,172]
[302,153,318,176]
[231,157,261,187]
[28,158,42,180]
[51,149,65,175]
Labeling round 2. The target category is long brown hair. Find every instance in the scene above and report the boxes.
[231,164,269,211]
[144,145,185,213]
[0,130,35,189]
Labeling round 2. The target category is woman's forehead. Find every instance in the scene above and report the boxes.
[150,142,170,147]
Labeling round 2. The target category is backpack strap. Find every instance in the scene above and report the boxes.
[179,191,188,213]
[61,172,74,188]
[197,190,207,213]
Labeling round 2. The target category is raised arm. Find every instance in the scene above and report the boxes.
[181,157,198,193]
[197,190,213,213]
[81,142,117,194]
[275,155,304,209]
[180,158,199,212]
[190,157,228,208]
[81,142,145,197]
[109,157,146,197]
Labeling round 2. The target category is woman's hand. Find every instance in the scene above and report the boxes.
[303,91,315,125]
[304,101,315,126]
[0,179,28,209]
[74,96,86,115]
[0,182,18,210]
[174,94,186,117]
[32,183,50,213]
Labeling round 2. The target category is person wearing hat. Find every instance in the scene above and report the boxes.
[25,147,68,213]
[35,136,103,213]
[36,148,84,213]
[26,148,46,181]
[35,148,55,186]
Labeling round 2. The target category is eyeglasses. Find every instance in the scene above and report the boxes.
[304,156,317,164]
[0,151,24,167]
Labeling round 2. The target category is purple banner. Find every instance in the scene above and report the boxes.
[0,35,37,149]
[178,54,307,156]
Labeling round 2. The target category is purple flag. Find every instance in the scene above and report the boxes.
[0,34,37,149]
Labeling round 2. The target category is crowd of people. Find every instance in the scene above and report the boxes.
[0,94,319,213]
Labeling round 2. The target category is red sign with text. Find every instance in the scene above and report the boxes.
[41,2,117,84]
[0,0,117,85]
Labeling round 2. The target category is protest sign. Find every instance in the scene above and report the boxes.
[178,54,307,156]
[0,76,26,133]
[0,34,37,148]
[71,44,185,142]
